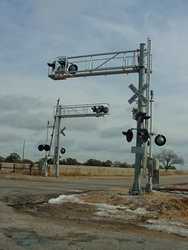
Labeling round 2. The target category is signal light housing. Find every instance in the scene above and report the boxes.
[60,147,66,154]
[47,62,56,70]
[68,64,78,74]
[122,129,133,142]
[37,144,50,152]
[38,144,44,151]
[91,106,97,112]
[91,105,109,114]
[155,134,166,146]
[138,129,150,143]
[47,158,53,164]
[58,58,66,68]
[44,144,50,151]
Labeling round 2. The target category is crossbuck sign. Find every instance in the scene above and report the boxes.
[128,83,148,104]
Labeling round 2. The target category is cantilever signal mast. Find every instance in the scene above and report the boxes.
[51,101,110,177]
[48,49,140,80]
[47,40,152,194]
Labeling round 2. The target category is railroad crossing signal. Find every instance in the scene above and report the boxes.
[47,40,166,195]
[50,100,110,177]
[38,144,50,152]
[122,128,150,144]
[47,49,139,80]
[128,83,148,104]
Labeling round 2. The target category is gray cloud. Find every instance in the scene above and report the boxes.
[0,95,52,132]
[0,132,23,143]
[100,126,124,139]
[79,142,130,154]
[63,119,98,133]
[0,112,47,131]
[0,95,46,113]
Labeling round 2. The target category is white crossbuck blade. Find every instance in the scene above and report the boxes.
[128,83,148,104]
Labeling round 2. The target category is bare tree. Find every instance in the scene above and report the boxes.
[155,149,184,171]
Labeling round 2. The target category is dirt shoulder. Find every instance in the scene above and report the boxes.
[1,175,188,249]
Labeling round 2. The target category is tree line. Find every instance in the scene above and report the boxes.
[0,152,33,164]
[0,152,131,168]
[0,148,185,171]
[47,158,131,168]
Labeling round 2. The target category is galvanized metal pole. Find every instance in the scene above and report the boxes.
[131,43,145,194]
[55,104,61,177]
[44,121,49,177]
[146,90,154,189]
[149,90,154,157]
[145,38,153,192]
[145,38,151,128]
[53,99,60,177]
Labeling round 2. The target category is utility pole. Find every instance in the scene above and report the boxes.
[131,43,146,194]
[22,140,26,161]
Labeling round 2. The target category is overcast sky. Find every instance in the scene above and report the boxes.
[0,0,187,166]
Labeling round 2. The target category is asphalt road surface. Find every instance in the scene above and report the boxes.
[0,174,188,250]
[0,174,188,195]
